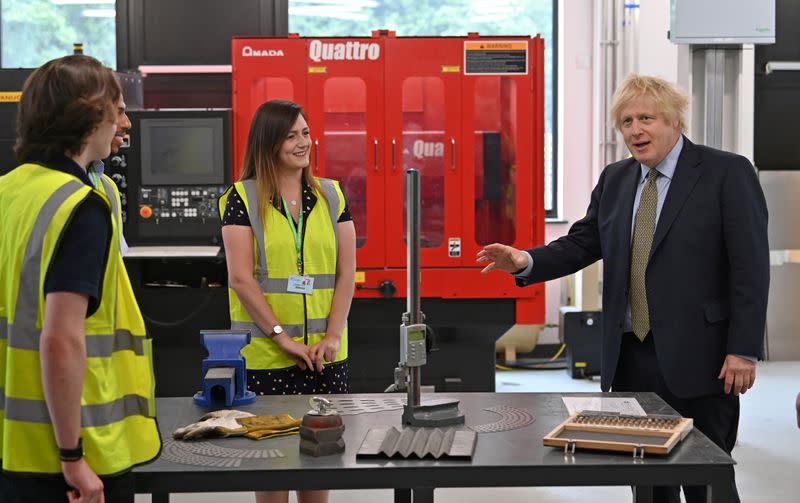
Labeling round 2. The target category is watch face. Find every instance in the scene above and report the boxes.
[273,325,283,335]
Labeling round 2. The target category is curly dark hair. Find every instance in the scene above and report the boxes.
[14,54,121,162]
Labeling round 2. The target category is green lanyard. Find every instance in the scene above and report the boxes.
[282,198,304,273]
[88,168,101,190]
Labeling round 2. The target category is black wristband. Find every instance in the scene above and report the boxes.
[59,437,83,462]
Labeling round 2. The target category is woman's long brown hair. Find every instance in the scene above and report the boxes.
[238,100,322,224]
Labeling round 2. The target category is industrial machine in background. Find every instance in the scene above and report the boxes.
[0,69,33,176]
[232,32,546,392]
[559,308,602,379]
[107,109,231,247]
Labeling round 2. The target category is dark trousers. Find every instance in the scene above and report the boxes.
[612,331,740,503]
[0,468,134,503]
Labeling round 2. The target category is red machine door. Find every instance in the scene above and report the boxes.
[385,37,463,267]
[459,37,542,262]
[305,38,385,268]
[231,37,307,180]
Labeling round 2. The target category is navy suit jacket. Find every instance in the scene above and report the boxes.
[518,137,769,398]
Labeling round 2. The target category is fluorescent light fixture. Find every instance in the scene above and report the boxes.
[52,0,114,4]
[290,0,378,6]
[82,8,115,17]
[289,6,369,20]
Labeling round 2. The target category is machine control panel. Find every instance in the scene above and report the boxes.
[138,186,226,222]
[107,153,129,223]
[400,323,427,367]
[113,109,232,246]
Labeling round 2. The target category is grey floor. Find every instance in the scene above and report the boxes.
[136,361,800,502]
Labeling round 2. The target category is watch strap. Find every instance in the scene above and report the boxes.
[59,437,83,462]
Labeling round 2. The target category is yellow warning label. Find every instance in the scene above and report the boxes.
[354,271,365,284]
[441,65,460,73]
[465,41,527,51]
[574,362,587,368]
[0,91,22,102]
[308,66,327,74]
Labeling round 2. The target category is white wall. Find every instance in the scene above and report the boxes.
[539,0,596,343]
[637,0,679,81]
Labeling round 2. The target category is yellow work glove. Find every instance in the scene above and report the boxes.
[237,414,302,440]
[172,410,255,440]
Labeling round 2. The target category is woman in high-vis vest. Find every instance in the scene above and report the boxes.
[220,100,356,503]
[0,55,160,503]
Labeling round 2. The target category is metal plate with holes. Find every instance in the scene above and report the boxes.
[330,397,405,415]
[160,439,285,468]
[469,406,535,433]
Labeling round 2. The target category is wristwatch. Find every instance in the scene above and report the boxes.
[270,325,284,338]
[59,437,83,462]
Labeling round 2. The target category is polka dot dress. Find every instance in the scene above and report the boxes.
[221,188,250,226]
[220,183,353,227]
[247,360,350,396]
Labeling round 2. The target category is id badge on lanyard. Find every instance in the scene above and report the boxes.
[284,197,314,295]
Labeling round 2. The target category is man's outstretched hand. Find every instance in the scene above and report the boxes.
[476,243,528,274]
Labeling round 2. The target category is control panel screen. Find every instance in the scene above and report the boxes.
[140,118,225,186]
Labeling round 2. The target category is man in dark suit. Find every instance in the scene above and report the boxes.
[478,74,768,503]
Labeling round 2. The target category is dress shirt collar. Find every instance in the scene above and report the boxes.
[638,134,683,183]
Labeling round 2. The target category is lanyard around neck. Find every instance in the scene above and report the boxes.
[282,197,304,272]
[88,168,101,189]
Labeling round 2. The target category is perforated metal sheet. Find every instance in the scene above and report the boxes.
[469,406,535,433]
[161,439,285,468]
[330,397,404,415]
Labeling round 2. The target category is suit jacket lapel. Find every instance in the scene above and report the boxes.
[615,158,640,272]
[620,159,640,248]
[650,136,703,257]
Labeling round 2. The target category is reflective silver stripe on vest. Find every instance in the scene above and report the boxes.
[241,179,269,283]
[98,175,121,231]
[261,274,336,293]
[4,324,145,357]
[5,180,143,357]
[0,316,7,341]
[3,394,150,427]
[232,317,328,339]
[318,178,340,255]
[9,181,84,349]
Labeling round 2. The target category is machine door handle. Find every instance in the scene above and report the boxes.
[356,279,397,298]
[451,137,456,172]
[391,138,397,172]
[374,138,379,172]
[314,140,319,172]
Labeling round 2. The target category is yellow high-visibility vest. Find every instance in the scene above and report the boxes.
[218,178,348,370]
[0,163,160,475]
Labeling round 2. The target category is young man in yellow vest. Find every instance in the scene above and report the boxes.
[0,55,160,502]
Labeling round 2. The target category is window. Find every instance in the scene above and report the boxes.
[322,77,369,248]
[289,0,557,217]
[402,76,445,248]
[1,0,117,69]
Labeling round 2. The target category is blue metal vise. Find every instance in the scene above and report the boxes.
[193,329,256,408]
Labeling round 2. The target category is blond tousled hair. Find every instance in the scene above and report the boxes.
[611,74,689,133]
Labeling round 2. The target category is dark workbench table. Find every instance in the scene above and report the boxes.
[134,392,735,502]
